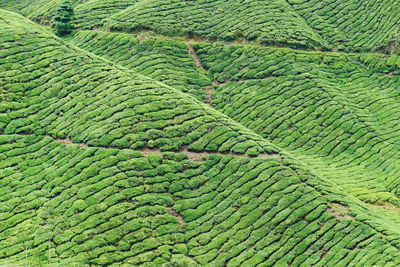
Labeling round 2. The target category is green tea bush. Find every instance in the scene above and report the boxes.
[193,41,400,202]
[0,7,400,267]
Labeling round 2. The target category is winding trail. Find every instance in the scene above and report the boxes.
[2,133,282,161]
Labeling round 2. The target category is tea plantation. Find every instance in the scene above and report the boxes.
[1,0,399,52]
[1,0,400,266]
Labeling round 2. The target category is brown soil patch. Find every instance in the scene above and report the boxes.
[187,43,204,69]
[168,208,186,227]
[55,137,74,145]
[138,147,164,157]
[3,133,282,160]
[258,153,281,159]
[370,202,400,213]
[320,251,328,259]
[54,137,88,149]
[136,31,152,43]
[203,85,215,106]
[328,203,354,221]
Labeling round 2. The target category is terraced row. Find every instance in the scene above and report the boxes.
[1,134,399,266]
[68,30,210,100]
[0,0,400,53]
[0,0,135,27]
[3,0,400,53]
[0,0,328,49]
[0,0,84,23]
[192,42,400,208]
[73,0,139,29]
[65,29,400,199]
[65,29,400,214]
[102,0,327,49]
[287,0,400,52]
[1,7,400,266]
[0,134,199,266]
[0,10,275,157]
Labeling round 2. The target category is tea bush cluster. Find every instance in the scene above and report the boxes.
[1,135,399,266]
[0,10,274,157]
[193,42,400,206]
[70,30,210,100]
[0,6,400,267]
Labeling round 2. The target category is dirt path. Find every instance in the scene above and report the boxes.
[187,43,204,69]
[2,133,281,161]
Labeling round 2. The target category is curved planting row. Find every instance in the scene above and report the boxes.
[0,0,328,49]
[0,0,84,22]
[3,0,399,52]
[0,10,275,157]
[1,134,399,266]
[66,30,400,238]
[73,0,139,29]
[102,0,327,49]
[69,30,210,100]
[192,42,400,209]
[1,7,400,267]
[0,134,200,265]
[287,0,400,52]
[66,30,400,204]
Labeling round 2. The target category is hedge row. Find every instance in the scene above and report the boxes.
[65,29,400,252]
[69,30,210,100]
[287,0,400,52]
[193,42,400,209]
[0,10,275,157]
[2,0,399,52]
[1,135,399,266]
[102,0,327,49]
[0,0,328,49]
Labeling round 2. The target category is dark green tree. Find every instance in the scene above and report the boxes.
[52,0,74,36]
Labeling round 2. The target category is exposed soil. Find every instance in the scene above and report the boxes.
[187,43,204,69]
[168,208,186,227]
[327,202,355,221]
[3,133,282,160]
[370,202,400,214]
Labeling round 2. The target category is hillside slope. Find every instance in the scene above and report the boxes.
[1,8,400,266]
[2,0,400,52]
[2,0,327,49]
[67,29,400,208]
[67,28,400,250]
[287,0,400,52]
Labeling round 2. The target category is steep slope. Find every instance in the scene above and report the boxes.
[0,0,86,22]
[1,9,400,267]
[0,12,275,156]
[287,0,400,52]
[66,29,400,206]
[3,134,400,266]
[101,0,327,48]
[66,30,211,100]
[2,0,400,53]
[66,27,400,251]
[0,0,328,49]
[192,43,400,199]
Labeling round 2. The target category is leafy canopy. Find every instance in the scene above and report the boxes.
[52,0,74,36]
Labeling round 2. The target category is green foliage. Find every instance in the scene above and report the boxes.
[163,254,198,267]
[52,0,74,36]
[1,135,399,266]
[2,0,400,53]
[69,31,210,100]
[0,10,275,156]
[193,42,400,201]
[102,0,328,49]
[287,0,400,52]
[0,6,400,267]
